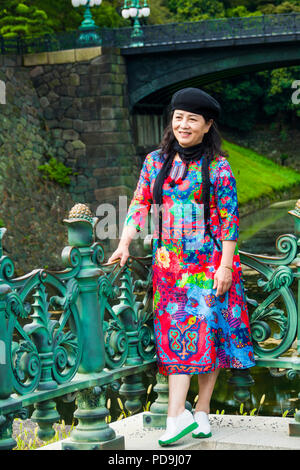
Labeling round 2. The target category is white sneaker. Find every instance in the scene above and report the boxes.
[192,411,212,439]
[158,409,198,447]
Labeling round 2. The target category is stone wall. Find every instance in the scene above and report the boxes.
[27,47,141,256]
[0,54,74,275]
[0,47,142,275]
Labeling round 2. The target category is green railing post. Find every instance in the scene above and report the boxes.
[63,205,105,374]
[31,400,60,441]
[0,413,16,451]
[228,369,255,403]
[119,374,146,415]
[117,266,147,414]
[143,372,169,428]
[61,204,124,450]
[0,283,14,400]
[0,408,28,451]
[62,386,124,450]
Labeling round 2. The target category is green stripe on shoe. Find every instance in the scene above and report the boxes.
[192,431,212,439]
[158,422,198,447]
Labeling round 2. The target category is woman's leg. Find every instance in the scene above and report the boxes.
[195,368,220,413]
[168,374,191,417]
[159,373,196,446]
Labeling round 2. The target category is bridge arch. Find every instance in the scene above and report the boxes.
[125,41,300,110]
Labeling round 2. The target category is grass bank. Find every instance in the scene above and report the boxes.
[223,140,300,214]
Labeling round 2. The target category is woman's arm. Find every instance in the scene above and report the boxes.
[213,158,239,296]
[107,225,138,266]
[213,240,236,297]
[221,240,236,268]
[107,153,153,266]
[123,153,153,233]
[119,225,138,248]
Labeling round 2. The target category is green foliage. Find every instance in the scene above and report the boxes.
[205,74,265,132]
[143,384,153,411]
[38,157,73,186]
[167,0,225,21]
[33,0,127,31]
[237,394,296,418]
[259,1,300,13]
[13,418,74,450]
[0,0,53,37]
[196,392,294,418]
[167,0,300,20]
[280,153,289,165]
[1,0,300,39]
[223,0,300,13]
[262,67,300,120]
[204,64,300,132]
[225,5,263,16]
[15,3,30,15]
[92,0,129,28]
[146,0,174,24]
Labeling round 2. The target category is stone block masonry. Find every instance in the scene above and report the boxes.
[0,55,75,275]
[25,47,142,255]
[0,47,143,273]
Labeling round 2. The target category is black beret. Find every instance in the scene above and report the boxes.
[171,87,221,120]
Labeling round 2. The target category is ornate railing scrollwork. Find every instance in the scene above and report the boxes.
[0,228,83,397]
[2,198,300,448]
[100,253,155,370]
[240,210,300,362]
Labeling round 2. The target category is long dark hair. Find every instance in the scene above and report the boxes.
[156,110,228,250]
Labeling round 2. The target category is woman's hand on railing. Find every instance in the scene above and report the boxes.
[106,225,137,266]
[107,243,131,267]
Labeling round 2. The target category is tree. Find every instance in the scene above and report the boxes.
[260,1,300,13]
[0,1,53,37]
[225,5,263,16]
[147,0,174,24]
[167,0,225,22]
[262,66,300,121]
[33,0,126,31]
[205,74,265,131]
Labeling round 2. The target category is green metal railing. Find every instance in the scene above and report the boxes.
[0,203,156,450]
[0,12,299,54]
[1,198,300,450]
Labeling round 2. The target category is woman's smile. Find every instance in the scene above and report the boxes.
[172,110,213,147]
[179,131,191,137]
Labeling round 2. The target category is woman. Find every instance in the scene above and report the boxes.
[108,87,255,446]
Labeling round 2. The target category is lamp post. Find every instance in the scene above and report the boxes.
[71,0,102,47]
[121,0,150,47]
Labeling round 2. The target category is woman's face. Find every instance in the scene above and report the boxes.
[172,109,213,147]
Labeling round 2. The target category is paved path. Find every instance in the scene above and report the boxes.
[39,412,300,451]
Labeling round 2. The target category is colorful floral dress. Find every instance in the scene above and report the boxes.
[124,149,255,375]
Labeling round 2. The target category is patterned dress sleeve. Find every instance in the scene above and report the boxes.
[216,157,239,241]
[123,153,153,232]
